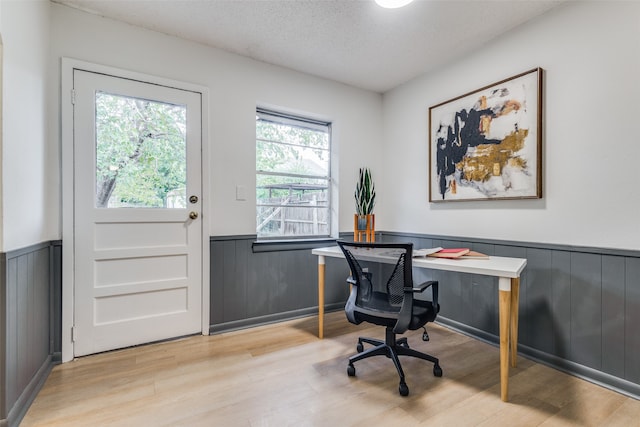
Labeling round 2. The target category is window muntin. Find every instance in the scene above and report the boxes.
[256,109,331,239]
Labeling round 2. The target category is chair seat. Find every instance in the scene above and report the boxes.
[353,291,438,330]
[410,299,439,329]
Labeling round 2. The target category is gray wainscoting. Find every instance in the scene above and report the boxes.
[210,235,350,333]
[210,233,640,399]
[0,241,62,427]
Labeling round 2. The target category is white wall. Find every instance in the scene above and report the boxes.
[50,3,383,238]
[1,0,52,252]
[380,1,640,251]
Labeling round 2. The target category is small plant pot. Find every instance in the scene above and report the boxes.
[354,214,375,242]
[356,215,367,230]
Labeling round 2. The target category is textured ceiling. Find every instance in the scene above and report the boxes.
[52,0,565,93]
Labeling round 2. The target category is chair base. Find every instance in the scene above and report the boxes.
[347,326,442,396]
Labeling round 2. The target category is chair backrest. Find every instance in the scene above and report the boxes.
[337,240,413,310]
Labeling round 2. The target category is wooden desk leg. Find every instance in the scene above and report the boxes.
[318,255,325,339]
[498,277,512,402]
[510,278,520,368]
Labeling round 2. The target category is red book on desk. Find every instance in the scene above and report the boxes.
[427,248,470,259]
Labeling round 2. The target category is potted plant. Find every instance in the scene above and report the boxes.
[354,167,376,242]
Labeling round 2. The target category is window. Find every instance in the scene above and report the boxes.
[95,92,187,208]
[256,108,331,239]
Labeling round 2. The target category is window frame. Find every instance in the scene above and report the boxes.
[256,108,332,241]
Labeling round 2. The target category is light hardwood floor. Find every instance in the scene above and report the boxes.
[22,312,640,426]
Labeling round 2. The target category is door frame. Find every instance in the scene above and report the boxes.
[61,58,210,362]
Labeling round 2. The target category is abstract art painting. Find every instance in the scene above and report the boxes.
[429,68,542,202]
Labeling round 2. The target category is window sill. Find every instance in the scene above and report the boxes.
[252,238,337,253]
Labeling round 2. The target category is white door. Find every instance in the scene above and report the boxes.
[72,69,203,356]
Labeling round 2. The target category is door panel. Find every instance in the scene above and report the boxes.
[73,70,202,356]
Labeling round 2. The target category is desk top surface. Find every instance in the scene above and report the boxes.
[312,245,526,278]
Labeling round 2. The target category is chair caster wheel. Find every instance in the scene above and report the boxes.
[399,382,409,396]
[433,364,443,377]
[356,343,364,353]
[347,364,356,377]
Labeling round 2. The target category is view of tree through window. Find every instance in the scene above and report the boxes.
[95,92,187,208]
[256,109,331,238]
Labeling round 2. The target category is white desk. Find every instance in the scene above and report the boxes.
[312,245,527,402]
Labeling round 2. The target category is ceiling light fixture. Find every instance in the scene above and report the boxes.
[375,0,414,8]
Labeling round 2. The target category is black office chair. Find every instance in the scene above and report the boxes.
[336,240,442,396]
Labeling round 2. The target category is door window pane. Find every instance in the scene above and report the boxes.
[95,92,187,208]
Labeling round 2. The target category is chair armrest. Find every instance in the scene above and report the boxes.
[395,280,439,334]
[410,280,437,293]
[408,280,439,308]
[427,281,439,307]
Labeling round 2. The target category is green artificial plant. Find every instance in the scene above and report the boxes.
[355,167,376,215]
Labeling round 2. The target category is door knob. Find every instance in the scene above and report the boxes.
[189,211,198,220]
